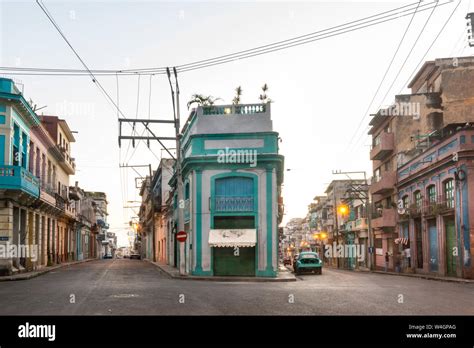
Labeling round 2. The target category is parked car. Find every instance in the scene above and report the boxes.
[293,251,323,275]
[283,257,292,266]
[130,253,141,260]
[103,253,113,259]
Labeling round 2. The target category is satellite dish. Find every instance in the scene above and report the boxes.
[398,207,406,215]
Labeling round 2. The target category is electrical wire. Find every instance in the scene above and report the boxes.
[352,0,462,154]
[350,0,446,153]
[3,0,451,77]
[345,0,423,151]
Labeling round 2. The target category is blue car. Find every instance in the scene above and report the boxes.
[293,251,323,275]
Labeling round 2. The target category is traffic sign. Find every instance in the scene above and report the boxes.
[176,231,187,243]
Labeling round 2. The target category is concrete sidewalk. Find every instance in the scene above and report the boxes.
[147,260,296,282]
[0,258,95,282]
[369,269,474,284]
[322,265,474,284]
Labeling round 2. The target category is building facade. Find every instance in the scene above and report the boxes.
[369,56,474,278]
[173,103,284,277]
[0,78,108,275]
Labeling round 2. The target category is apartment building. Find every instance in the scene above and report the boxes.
[369,56,474,278]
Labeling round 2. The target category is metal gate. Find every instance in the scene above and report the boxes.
[428,220,438,272]
[213,247,255,276]
[445,218,456,277]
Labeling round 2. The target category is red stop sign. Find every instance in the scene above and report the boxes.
[176,231,187,242]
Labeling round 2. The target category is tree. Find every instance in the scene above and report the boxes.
[259,83,272,104]
[232,86,242,105]
[187,94,221,109]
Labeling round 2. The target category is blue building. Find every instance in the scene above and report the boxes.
[172,103,284,277]
[0,78,40,274]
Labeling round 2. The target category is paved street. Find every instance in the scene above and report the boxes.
[0,259,472,315]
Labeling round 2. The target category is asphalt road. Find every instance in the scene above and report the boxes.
[0,259,472,315]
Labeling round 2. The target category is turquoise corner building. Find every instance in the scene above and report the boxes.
[171,103,284,277]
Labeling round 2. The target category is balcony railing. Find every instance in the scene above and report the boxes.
[0,165,39,197]
[55,193,66,211]
[55,145,76,174]
[423,196,454,216]
[370,171,396,195]
[214,195,254,212]
[370,131,394,161]
[355,217,368,230]
[202,104,266,116]
[371,208,396,228]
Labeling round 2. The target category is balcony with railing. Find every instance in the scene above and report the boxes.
[0,165,39,197]
[202,104,267,116]
[370,131,394,161]
[371,208,396,228]
[214,195,254,213]
[370,171,396,195]
[39,183,56,206]
[55,145,76,175]
[355,217,368,230]
[55,193,66,211]
[181,103,273,145]
[423,196,455,216]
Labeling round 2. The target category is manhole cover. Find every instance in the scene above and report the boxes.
[111,294,139,298]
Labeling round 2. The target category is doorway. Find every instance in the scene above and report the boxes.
[444,217,456,277]
[428,220,438,272]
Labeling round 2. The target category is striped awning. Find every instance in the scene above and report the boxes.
[395,237,409,245]
[208,229,256,248]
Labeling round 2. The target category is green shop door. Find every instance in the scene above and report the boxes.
[213,216,256,276]
[445,218,457,277]
[213,247,255,276]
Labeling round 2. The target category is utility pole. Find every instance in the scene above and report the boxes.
[333,187,339,269]
[332,170,373,271]
[167,67,186,276]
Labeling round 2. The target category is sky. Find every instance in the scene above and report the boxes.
[1,0,473,247]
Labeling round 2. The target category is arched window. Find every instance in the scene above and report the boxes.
[443,179,454,208]
[427,185,436,204]
[413,190,422,208]
[402,195,409,208]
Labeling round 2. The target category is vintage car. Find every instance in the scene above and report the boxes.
[293,251,323,275]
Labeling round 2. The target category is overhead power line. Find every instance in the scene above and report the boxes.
[35,0,168,162]
[351,0,462,154]
[2,0,453,77]
[345,0,423,151]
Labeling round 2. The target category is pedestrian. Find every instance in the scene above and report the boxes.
[384,252,389,272]
[404,247,411,268]
[395,252,402,273]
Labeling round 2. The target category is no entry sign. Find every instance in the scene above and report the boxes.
[176,231,187,243]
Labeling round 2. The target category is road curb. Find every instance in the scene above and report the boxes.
[147,260,297,282]
[326,266,474,284]
[0,258,96,282]
[369,270,474,284]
